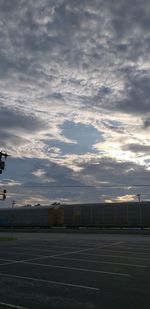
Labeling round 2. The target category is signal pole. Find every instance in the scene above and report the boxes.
[0,152,9,201]
[0,151,9,174]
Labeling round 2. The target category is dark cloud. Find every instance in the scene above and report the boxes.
[0,106,48,148]
[0,157,86,204]
[115,74,150,115]
[122,143,150,154]
[0,131,27,148]
[41,157,150,202]
[78,157,150,187]
[143,118,150,129]
[0,107,47,132]
[111,0,150,38]
[2,156,150,205]
[101,120,125,134]
[0,0,19,13]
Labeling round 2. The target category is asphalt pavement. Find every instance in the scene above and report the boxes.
[0,232,150,308]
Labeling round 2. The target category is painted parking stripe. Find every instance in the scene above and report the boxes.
[23,261,130,277]
[0,250,45,257]
[0,259,23,266]
[0,259,20,265]
[18,241,124,263]
[120,247,150,254]
[78,252,150,261]
[0,242,124,267]
[122,243,150,250]
[0,272,100,291]
[0,256,146,269]
[0,302,28,309]
[8,242,119,253]
[3,247,62,253]
[51,256,147,268]
[97,248,150,256]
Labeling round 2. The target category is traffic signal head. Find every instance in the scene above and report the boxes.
[3,189,7,200]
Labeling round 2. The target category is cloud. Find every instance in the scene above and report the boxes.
[122,143,150,154]
[0,0,150,204]
[1,152,150,206]
[143,118,150,129]
[109,0,150,38]
[0,106,49,152]
[115,73,150,115]
[0,106,47,132]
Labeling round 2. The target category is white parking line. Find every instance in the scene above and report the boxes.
[5,246,62,253]
[21,241,124,262]
[122,246,150,253]
[78,252,150,261]
[0,259,20,265]
[9,242,118,253]
[0,259,20,266]
[122,243,150,250]
[0,302,28,309]
[98,248,150,256]
[0,272,100,291]
[0,241,124,266]
[123,246,150,254]
[0,254,147,269]
[51,256,147,268]
[23,261,130,277]
[25,241,109,249]
[0,250,45,257]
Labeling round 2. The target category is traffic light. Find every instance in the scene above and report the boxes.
[0,151,9,175]
[2,189,7,200]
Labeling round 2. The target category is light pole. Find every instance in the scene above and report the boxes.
[12,200,16,209]
[126,204,128,227]
[137,194,142,228]
[137,194,141,203]
[11,200,16,238]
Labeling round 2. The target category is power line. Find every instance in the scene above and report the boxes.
[4,184,150,188]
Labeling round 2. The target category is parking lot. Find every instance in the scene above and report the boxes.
[0,232,150,308]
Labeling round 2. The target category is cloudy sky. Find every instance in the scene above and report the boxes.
[0,0,150,206]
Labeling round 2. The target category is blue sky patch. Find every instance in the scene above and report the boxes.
[46,121,103,155]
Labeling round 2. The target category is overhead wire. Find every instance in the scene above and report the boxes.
[10,184,150,188]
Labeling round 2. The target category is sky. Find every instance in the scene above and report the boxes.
[0,0,150,207]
